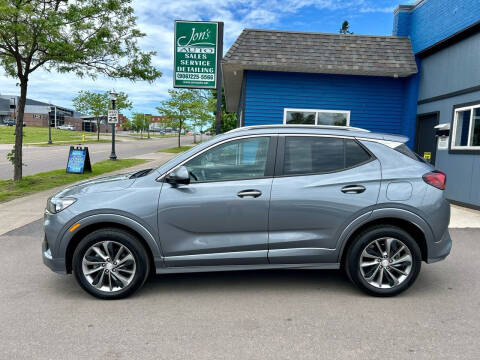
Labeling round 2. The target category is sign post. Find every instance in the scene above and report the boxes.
[174,21,223,134]
[108,94,118,161]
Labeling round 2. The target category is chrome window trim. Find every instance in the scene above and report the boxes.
[356,137,403,148]
[157,133,379,182]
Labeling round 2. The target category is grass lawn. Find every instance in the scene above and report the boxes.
[0,126,100,144]
[0,158,147,203]
[157,145,193,154]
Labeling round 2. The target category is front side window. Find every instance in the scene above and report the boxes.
[184,137,270,182]
[452,104,480,149]
[283,136,371,176]
[284,109,350,126]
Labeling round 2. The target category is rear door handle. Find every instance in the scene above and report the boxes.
[237,189,262,198]
[341,185,366,194]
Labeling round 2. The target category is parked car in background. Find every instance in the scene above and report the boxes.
[57,124,75,131]
[4,119,25,126]
[43,125,451,299]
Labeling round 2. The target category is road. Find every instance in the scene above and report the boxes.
[0,222,478,359]
[0,135,201,179]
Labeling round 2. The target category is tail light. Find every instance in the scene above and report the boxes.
[422,170,446,190]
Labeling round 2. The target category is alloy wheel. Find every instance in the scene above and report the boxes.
[81,240,136,292]
[359,237,413,289]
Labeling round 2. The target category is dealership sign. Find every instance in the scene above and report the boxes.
[174,21,218,89]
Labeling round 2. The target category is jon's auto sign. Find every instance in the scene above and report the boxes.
[174,21,218,89]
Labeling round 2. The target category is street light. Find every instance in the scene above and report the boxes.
[109,91,117,160]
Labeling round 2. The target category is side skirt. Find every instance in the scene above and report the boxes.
[155,262,340,274]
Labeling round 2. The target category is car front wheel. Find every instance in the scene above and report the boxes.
[72,228,149,299]
[346,226,422,297]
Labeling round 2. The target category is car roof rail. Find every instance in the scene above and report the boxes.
[226,124,370,133]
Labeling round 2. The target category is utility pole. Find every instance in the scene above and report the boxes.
[48,104,53,144]
[109,91,117,160]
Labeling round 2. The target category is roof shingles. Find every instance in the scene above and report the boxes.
[223,29,417,77]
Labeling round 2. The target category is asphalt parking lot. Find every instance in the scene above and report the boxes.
[1,221,479,359]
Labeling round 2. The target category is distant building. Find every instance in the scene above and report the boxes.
[0,95,128,132]
[145,114,167,131]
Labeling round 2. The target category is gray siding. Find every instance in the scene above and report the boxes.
[418,32,480,101]
[417,89,480,207]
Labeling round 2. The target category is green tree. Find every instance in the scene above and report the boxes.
[209,89,237,133]
[122,118,132,131]
[144,114,152,139]
[132,113,145,138]
[72,91,132,140]
[187,89,213,143]
[0,0,161,181]
[156,89,197,148]
[340,20,354,34]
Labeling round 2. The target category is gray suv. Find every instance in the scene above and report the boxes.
[43,125,451,299]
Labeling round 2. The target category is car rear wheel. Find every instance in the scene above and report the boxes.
[346,226,421,296]
[73,228,149,299]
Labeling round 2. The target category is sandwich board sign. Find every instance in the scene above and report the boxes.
[174,21,219,89]
[66,146,92,174]
[108,110,119,124]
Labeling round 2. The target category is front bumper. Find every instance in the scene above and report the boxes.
[42,233,67,274]
[427,229,452,263]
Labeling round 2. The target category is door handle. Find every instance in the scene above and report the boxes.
[237,189,262,198]
[341,185,366,194]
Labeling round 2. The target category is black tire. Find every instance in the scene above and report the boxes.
[345,225,422,297]
[73,228,150,300]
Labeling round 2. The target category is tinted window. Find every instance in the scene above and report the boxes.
[185,137,270,182]
[285,111,316,125]
[345,139,371,167]
[284,137,371,176]
[284,137,344,175]
[394,143,426,163]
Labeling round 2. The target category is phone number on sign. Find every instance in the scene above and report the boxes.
[176,73,215,81]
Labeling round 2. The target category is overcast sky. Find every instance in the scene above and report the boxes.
[0,0,414,117]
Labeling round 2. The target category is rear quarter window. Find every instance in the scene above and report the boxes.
[394,144,426,163]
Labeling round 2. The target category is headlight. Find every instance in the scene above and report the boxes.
[46,197,76,214]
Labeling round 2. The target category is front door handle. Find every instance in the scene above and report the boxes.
[237,189,262,198]
[341,185,366,194]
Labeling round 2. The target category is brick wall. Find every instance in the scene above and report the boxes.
[23,113,49,127]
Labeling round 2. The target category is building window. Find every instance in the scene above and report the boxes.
[283,108,350,126]
[452,103,480,149]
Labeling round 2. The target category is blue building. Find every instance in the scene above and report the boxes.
[222,0,480,208]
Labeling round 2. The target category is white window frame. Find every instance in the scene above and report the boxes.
[451,103,480,150]
[283,108,351,126]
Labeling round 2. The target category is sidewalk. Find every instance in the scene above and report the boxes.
[0,151,176,236]
[450,205,480,228]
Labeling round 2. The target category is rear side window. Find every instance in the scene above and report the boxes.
[283,137,372,176]
[346,139,372,168]
[394,144,426,162]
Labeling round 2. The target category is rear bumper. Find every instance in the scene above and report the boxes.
[426,229,452,264]
[42,236,67,274]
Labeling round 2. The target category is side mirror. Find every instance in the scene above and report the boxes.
[166,166,190,185]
